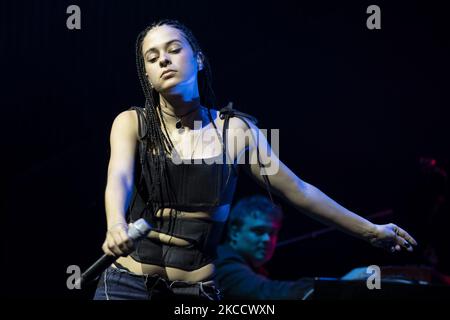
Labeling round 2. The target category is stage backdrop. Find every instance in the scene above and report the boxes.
[1,0,449,299]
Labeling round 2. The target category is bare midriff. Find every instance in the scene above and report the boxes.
[114,205,229,282]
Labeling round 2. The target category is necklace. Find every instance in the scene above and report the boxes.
[160,106,207,160]
[160,104,201,129]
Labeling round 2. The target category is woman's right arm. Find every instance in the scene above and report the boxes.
[102,110,139,257]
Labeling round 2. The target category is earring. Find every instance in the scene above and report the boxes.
[197,56,203,71]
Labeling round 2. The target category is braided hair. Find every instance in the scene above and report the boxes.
[134,19,219,231]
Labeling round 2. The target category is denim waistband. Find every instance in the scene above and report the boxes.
[108,264,221,300]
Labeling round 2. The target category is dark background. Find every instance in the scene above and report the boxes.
[1,0,449,299]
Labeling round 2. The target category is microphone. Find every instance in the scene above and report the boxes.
[78,218,152,287]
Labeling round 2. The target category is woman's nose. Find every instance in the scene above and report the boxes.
[159,54,171,67]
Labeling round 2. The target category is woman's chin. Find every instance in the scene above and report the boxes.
[159,80,182,93]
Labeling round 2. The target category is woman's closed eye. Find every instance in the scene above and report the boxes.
[147,48,182,63]
[169,47,182,54]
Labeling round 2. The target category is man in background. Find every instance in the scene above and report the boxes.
[215,195,314,300]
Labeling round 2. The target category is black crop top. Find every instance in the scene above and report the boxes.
[125,104,272,271]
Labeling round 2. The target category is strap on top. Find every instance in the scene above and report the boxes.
[218,102,274,205]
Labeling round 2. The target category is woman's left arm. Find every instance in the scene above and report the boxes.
[236,121,417,252]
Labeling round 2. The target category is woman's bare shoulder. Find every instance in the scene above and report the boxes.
[113,109,139,125]
[110,108,140,138]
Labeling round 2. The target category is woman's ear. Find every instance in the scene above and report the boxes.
[196,52,204,71]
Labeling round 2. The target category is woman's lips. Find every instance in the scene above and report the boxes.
[161,70,176,78]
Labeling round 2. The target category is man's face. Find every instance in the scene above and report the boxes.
[230,215,281,267]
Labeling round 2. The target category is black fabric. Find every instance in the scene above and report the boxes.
[128,106,239,212]
[148,153,238,209]
[132,217,226,270]
[124,105,269,271]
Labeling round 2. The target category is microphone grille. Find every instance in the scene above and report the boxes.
[128,218,152,240]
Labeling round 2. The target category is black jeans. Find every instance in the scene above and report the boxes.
[93,266,221,300]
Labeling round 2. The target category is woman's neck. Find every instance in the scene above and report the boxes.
[158,94,205,130]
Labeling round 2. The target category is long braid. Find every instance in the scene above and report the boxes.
[135,20,218,260]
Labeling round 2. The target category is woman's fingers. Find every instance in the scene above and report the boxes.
[102,241,114,256]
[395,226,418,246]
[101,222,137,257]
[391,224,417,252]
[373,223,418,253]
[396,235,414,252]
[107,232,125,256]
[390,224,417,252]
[117,228,134,253]
[103,223,135,257]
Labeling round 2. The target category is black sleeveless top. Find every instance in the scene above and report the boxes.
[125,104,269,271]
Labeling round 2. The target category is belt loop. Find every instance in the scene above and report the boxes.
[146,275,161,298]
[104,269,110,300]
[199,282,214,300]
